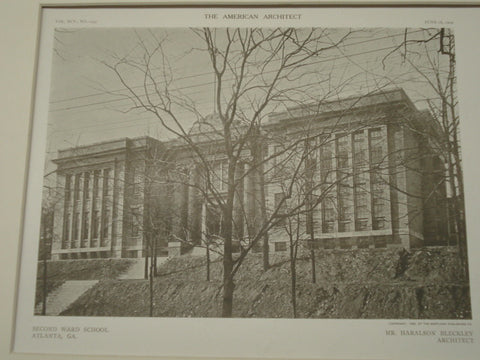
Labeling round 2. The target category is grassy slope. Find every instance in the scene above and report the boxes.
[35,259,134,305]
[62,247,471,319]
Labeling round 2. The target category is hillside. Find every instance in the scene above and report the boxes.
[61,247,471,319]
[35,258,134,305]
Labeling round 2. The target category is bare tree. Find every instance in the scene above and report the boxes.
[103,28,356,317]
[377,28,467,278]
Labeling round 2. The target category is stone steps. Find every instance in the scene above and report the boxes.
[35,280,98,316]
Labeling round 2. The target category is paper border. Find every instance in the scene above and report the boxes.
[6,3,480,360]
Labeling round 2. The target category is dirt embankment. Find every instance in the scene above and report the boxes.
[62,247,471,319]
[35,259,134,305]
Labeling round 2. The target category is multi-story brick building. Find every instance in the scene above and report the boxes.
[49,89,449,260]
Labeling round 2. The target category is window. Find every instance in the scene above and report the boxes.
[356,218,368,231]
[337,151,349,169]
[93,170,100,198]
[65,175,71,202]
[354,172,367,187]
[336,135,349,169]
[371,172,383,185]
[354,149,367,166]
[92,210,100,239]
[274,192,287,226]
[323,172,335,185]
[338,220,352,232]
[273,144,284,168]
[82,211,89,240]
[132,223,140,237]
[372,196,387,230]
[74,174,81,201]
[355,192,369,231]
[102,209,110,239]
[305,138,317,176]
[373,198,385,216]
[305,156,317,179]
[338,182,350,196]
[370,145,383,164]
[338,198,352,232]
[369,128,382,138]
[84,172,90,199]
[353,132,364,142]
[103,169,110,196]
[274,242,287,252]
[373,217,386,230]
[320,147,333,171]
[211,161,227,191]
[63,213,70,245]
[131,206,141,237]
[306,206,316,235]
[353,132,367,167]
[73,212,80,240]
[322,198,335,233]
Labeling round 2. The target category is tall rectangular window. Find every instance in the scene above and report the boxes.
[103,209,110,239]
[84,172,90,199]
[322,198,335,233]
[355,192,369,231]
[132,166,142,196]
[93,170,100,199]
[73,212,80,240]
[103,169,110,196]
[369,128,384,165]
[321,149,333,170]
[74,174,81,201]
[92,210,100,239]
[353,131,367,168]
[211,163,220,191]
[272,144,288,179]
[83,211,89,240]
[65,175,71,202]
[372,197,386,230]
[274,192,287,226]
[370,145,383,164]
[338,196,352,232]
[62,213,70,247]
[369,128,382,139]
[336,135,349,169]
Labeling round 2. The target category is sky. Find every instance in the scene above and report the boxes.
[44,27,450,178]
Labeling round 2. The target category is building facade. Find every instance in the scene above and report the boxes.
[49,89,449,260]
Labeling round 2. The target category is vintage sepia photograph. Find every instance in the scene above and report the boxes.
[34,26,470,319]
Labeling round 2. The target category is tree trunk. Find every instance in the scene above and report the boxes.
[153,237,158,277]
[290,245,297,318]
[149,261,154,317]
[260,169,269,271]
[310,243,316,284]
[222,272,234,317]
[222,162,236,317]
[310,222,316,284]
[446,42,469,281]
[144,243,149,280]
[206,240,211,281]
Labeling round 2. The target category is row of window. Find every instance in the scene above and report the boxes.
[64,169,111,203]
[272,128,389,234]
[62,169,112,249]
[63,209,111,246]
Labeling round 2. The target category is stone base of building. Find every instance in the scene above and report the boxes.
[168,242,182,257]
